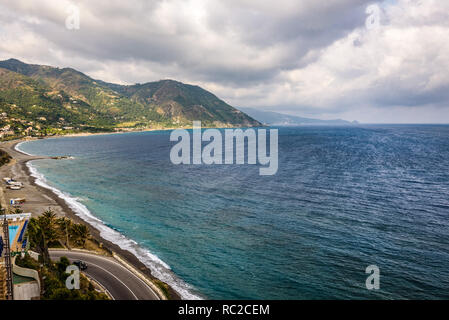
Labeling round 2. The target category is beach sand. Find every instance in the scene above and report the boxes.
[0,138,181,300]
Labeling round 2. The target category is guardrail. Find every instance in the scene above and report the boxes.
[49,247,167,300]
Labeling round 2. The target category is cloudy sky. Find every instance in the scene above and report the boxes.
[0,0,448,123]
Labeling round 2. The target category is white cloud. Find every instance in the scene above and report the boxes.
[0,0,448,123]
[227,0,449,122]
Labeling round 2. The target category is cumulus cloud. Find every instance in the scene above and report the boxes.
[0,0,448,122]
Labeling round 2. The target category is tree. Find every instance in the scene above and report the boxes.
[42,209,57,224]
[27,209,59,265]
[27,217,50,265]
[56,217,72,248]
[70,223,90,248]
[55,256,70,280]
[41,209,59,246]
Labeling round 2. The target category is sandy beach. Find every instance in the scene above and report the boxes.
[0,138,181,300]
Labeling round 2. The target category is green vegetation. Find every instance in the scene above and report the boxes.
[153,279,172,300]
[27,210,92,263]
[0,149,11,166]
[27,211,55,265]
[15,254,109,300]
[17,209,109,300]
[18,208,174,300]
[0,58,260,140]
[69,223,90,248]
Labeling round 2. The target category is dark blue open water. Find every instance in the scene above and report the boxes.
[17,125,449,299]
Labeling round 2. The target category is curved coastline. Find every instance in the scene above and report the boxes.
[14,141,34,156]
[14,140,202,300]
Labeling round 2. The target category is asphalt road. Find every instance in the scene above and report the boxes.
[50,250,160,300]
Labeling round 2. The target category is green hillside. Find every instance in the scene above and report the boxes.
[103,80,259,127]
[0,58,260,139]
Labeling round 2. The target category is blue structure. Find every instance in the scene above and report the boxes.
[17,220,28,243]
[0,235,3,257]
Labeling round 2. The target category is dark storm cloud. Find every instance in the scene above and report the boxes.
[1,0,449,123]
[0,0,374,84]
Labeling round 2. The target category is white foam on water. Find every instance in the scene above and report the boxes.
[14,141,34,156]
[17,143,202,299]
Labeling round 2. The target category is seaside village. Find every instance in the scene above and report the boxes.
[0,111,44,139]
[0,110,77,140]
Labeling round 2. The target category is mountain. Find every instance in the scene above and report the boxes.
[100,79,258,127]
[0,59,260,138]
[238,107,358,126]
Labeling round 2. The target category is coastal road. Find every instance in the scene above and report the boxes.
[50,250,160,300]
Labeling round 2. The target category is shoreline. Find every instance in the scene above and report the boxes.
[1,137,183,300]
[8,121,267,141]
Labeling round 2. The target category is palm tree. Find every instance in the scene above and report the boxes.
[56,217,72,248]
[41,209,59,246]
[27,209,62,264]
[42,209,57,225]
[27,217,51,265]
[69,223,90,248]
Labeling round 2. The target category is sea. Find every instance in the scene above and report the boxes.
[16,125,449,299]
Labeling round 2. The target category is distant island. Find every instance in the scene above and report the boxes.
[238,107,358,126]
[0,59,260,139]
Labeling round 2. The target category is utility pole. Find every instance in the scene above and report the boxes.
[2,215,14,300]
[66,218,70,249]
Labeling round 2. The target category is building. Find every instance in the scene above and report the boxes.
[0,213,34,300]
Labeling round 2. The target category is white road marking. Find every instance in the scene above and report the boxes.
[84,261,138,300]
[52,250,159,299]
[83,273,115,300]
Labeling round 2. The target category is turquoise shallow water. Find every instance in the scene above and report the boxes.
[9,225,19,245]
[17,125,449,299]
